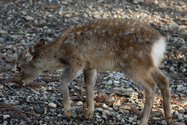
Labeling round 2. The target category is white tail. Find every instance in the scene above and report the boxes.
[17,18,172,125]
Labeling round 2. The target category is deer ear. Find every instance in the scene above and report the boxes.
[35,39,45,47]
[26,44,35,61]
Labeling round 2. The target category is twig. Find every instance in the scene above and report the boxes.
[4,83,17,93]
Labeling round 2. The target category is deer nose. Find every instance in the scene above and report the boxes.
[18,78,23,85]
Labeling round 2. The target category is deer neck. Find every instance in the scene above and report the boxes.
[33,41,65,71]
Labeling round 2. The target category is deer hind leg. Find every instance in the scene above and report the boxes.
[84,69,97,119]
[152,68,172,124]
[124,70,157,125]
[60,66,83,119]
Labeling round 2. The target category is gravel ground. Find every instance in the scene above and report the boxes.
[0,0,187,125]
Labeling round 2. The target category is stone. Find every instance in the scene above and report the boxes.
[180,99,187,106]
[96,108,103,112]
[102,110,111,115]
[184,115,187,118]
[77,101,83,106]
[71,112,77,119]
[3,115,10,119]
[21,11,27,15]
[105,97,115,102]
[113,80,120,84]
[161,120,167,125]
[34,106,44,113]
[178,114,183,120]
[65,14,70,18]
[24,16,34,21]
[101,114,107,119]
[169,66,175,72]
[150,110,163,117]
[177,85,184,91]
[113,99,123,107]
[48,102,57,108]
[82,14,88,18]
[103,80,113,85]
[102,104,108,109]
[61,1,68,5]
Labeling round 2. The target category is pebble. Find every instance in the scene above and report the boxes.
[48,102,57,108]
[169,66,175,72]
[101,114,107,119]
[178,114,183,120]
[105,97,115,102]
[77,101,83,106]
[102,110,111,115]
[161,120,167,125]
[150,110,163,117]
[96,108,103,112]
[184,115,187,118]
[24,16,34,21]
[103,80,113,85]
[21,11,27,15]
[71,112,77,119]
[102,104,108,109]
[34,106,44,114]
[3,115,10,119]
[177,85,184,91]
[82,14,88,18]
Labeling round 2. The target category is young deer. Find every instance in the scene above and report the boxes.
[17,19,172,125]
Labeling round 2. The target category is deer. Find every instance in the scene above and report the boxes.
[17,18,172,125]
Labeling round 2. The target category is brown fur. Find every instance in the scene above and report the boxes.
[17,19,171,125]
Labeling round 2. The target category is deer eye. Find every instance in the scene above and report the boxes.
[17,67,21,71]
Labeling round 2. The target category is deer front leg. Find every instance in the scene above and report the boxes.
[84,69,97,119]
[60,66,83,119]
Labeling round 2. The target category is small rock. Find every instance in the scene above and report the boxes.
[113,99,123,107]
[96,114,101,119]
[3,115,10,119]
[58,114,62,117]
[65,14,70,18]
[101,114,107,119]
[173,111,179,116]
[152,117,161,120]
[103,80,113,85]
[177,85,184,91]
[96,108,103,112]
[150,110,163,117]
[105,97,115,102]
[180,99,187,106]
[161,120,167,125]
[77,101,83,106]
[102,104,108,109]
[71,112,77,119]
[82,14,88,18]
[178,1,185,6]
[169,66,175,72]
[21,11,27,15]
[24,16,34,21]
[113,80,120,84]
[8,35,17,40]
[178,114,183,120]
[184,115,187,118]
[45,116,49,120]
[48,102,57,108]
[160,63,165,69]
[123,110,129,114]
[61,1,68,5]
[102,110,111,115]
[34,106,44,113]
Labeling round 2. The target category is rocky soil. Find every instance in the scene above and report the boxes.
[0,0,187,125]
